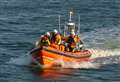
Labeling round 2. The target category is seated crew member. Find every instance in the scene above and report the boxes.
[50,29,63,50]
[51,29,62,45]
[71,29,84,50]
[40,32,51,46]
[66,31,78,52]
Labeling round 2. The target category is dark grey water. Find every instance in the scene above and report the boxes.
[0,0,120,82]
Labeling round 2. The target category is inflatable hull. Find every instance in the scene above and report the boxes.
[32,46,92,68]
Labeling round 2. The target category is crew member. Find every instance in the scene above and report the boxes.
[51,29,62,45]
[40,32,51,46]
[66,31,78,52]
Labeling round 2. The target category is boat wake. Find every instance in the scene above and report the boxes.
[49,60,100,69]
[89,48,120,65]
[90,48,120,58]
[7,48,120,69]
[42,48,120,69]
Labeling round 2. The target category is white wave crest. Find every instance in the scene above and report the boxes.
[89,48,120,58]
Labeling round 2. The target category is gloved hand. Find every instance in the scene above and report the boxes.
[35,40,40,47]
[79,44,83,48]
[65,43,68,46]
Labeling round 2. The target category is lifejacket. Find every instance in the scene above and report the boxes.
[51,33,61,45]
[50,43,59,50]
[74,35,83,44]
[74,35,80,43]
[59,44,65,51]
[66,35,82,52]
[67,35,81,48]
[67,35,76,46]
[40,35,50,46]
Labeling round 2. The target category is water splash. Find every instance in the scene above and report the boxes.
[89,48,120,58]
[7,53,32,66]
[93,56,120,65]
[89,48,120,65]
[61,61,100,69]
[42,59,100,69]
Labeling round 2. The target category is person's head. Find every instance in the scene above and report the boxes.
[45,32,50,36]
[53,29,58,34]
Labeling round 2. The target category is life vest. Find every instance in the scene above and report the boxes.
[67,35,80,47]
[50,43,59,50]
[51,33,61,45]
[41,35,50,46]
[67,35,75,44]
[59,44,65,51]
[74,35,80,43]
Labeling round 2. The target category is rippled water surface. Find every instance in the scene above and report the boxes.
[0,0,120,82]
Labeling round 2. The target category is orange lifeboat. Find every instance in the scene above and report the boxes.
[31,11,92,68]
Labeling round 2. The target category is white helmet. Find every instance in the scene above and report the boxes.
[53,29,58,34]
[40,35,44,38]
[71,31,75,35]
[71,29,75,32]
[46,32,50,36]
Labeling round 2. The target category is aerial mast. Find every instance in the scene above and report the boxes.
[69,11,73,21]
[77,15,80,35]
[58,15,61,33]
